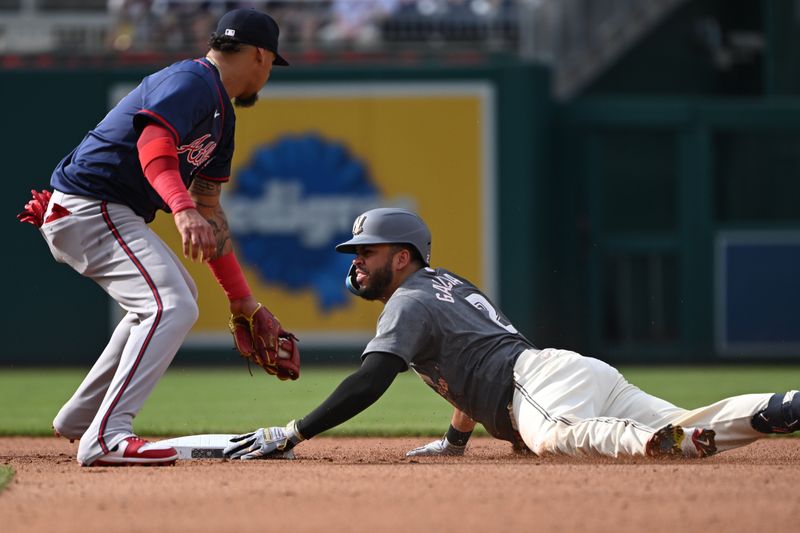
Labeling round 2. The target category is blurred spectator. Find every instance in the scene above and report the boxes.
[103,0,518,55]
[382,0,516,45]
[107,0,158,52]
[264,1,330,51]
[318,0,398,48]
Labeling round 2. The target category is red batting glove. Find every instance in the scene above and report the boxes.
[17,189,53,228]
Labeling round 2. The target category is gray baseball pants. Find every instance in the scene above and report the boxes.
[42,190,198,465]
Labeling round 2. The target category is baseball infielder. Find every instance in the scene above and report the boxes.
[17,9,299,467]
[223,208,800,460]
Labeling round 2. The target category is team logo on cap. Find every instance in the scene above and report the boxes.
[352,215,366,236]
[223,133,413,311]
[224,29,236,36]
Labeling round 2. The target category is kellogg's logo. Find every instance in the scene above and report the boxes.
[223,134,413,311]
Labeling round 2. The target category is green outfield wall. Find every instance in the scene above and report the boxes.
[3,60,552,366]
[4,55,799,366]
[556,98,800,363]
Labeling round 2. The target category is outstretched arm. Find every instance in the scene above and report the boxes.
[405,407,476,457]
[223,352,406,459]
[296,352,407,438]
[451,408,477,433]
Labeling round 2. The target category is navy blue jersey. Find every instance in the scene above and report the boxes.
[51,58,234,222]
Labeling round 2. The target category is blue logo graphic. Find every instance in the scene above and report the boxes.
[223,133,410,311]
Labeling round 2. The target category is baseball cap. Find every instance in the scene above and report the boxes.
[214,8,289,66]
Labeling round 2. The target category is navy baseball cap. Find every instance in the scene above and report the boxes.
[214,8,289,66]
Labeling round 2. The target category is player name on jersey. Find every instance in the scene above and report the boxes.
[432,271,464,303]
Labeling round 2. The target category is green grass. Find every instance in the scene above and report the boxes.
[0,365,799,437]
[620,366,800,408]
[0,465,14,493]
[0,366,453,437]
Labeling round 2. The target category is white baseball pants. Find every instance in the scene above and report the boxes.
[511,348,774,457]
[42,191,198,465]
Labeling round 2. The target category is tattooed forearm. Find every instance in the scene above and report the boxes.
[189,177,231,258]
[188,178,222,209]
[206,206,232,258]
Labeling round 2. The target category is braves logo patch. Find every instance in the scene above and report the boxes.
[178,134,217,167]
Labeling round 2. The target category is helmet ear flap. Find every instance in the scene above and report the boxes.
[345,263,362,295]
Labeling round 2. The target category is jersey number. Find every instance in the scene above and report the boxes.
[465,294,519,334]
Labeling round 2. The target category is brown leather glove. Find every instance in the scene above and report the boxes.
[229,304,300,381]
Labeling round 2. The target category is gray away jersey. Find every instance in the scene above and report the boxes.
[363,267,535,441]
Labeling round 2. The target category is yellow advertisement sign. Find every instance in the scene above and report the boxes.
[151,83,496,348]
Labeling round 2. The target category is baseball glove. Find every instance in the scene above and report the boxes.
[229,304,300,381]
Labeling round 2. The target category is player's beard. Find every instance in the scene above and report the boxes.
[357,258,394,301]
[234,93,259,108]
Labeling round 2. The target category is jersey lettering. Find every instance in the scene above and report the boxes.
[432,273,463,303]
[177,134,217,167]
[364,267,533,442]
[465,293,519,334]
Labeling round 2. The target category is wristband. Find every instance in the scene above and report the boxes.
[207,252,252,301]
[286,419,305,444]
[446,425,473,447]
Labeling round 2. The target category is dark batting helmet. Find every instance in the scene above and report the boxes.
[335,208,431,295]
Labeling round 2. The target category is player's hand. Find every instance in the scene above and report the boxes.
[173,208,215,262]
[230,296,260,316]
[405,436,467,457]
[223,421,304,460]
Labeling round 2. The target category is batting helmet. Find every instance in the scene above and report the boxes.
[336,208,431,295]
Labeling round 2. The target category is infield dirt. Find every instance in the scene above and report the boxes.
[1,436,798,532]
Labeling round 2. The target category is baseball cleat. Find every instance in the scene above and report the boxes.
[89,436,178,467]
[645,424,684,457]
[691,428,717,458]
